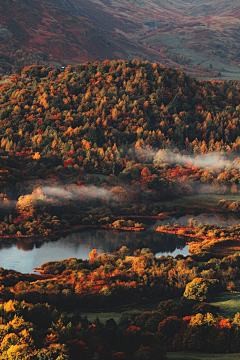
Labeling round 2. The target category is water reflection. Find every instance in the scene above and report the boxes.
[0,229,188,273]
[0,212,238,273]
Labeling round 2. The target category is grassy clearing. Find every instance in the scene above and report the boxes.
[81,310,125,324]
[156,194,215,207]
[0,77,10,84]
[167,352,240,359]
[210,291,240,318]
[81,300,160,323]
[157,194,240,209]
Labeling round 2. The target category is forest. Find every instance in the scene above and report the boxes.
[1,60,240,358]
[1,248,240,358]
[0,60,240,237]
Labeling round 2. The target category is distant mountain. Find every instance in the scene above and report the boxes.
[0,0,135,73]
[0,0,240,79]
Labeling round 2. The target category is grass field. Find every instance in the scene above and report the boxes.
[159,194,240,208]
[0,77,10,84]
[211,291,240,318]
[81,300,160,323]
[81,310,125,324]
[83,290,240,323]
[167,352,240,359]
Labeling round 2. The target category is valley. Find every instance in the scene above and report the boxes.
[0,52,239,357]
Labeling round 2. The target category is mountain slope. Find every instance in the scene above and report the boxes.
[85,0,240,79]
[0,0,135,73]
[0,0,240,79]
[1,61,240,172]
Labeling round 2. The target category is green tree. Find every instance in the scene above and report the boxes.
[183,278,220,302]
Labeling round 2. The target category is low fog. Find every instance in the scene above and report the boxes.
[0,200,17,208]
[2,149,240,210]
[41,185,110,201]
[136,149,240,169]
[15,185,112,209]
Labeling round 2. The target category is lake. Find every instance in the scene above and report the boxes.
[0,228,188,273]
[1,213,239,274]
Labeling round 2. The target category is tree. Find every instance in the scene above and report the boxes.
[33,344,70,359]
[89,249,98,262]
[16,188,47,215]
[183,278,221,302]
[2,344,33,360]
[110,187,128,202]
[133,346,163,360]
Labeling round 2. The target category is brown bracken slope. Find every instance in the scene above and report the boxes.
[0,0,240,79]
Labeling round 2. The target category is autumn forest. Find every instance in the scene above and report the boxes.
[0,58,240,359]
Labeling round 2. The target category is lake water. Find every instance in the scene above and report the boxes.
[0,213,238,274]
[0,228,188,273]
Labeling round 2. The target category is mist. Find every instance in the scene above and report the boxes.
[14,184,113,210]
[0,200,17,208]
[135,149,240,169]
[41,185,111,201]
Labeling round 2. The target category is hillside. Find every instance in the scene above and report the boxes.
[1,64,240,360]
[0,0,133,73]
[0,60,239,201]
[91,0,240,79]
[1,61,240,165]
[0,0,240,78]
[0,61,239,235]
